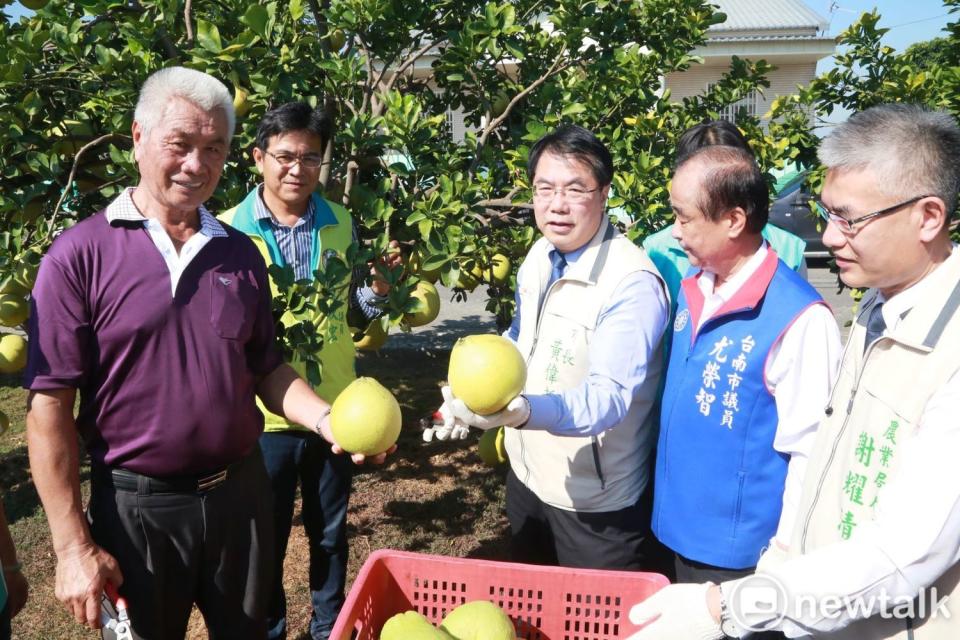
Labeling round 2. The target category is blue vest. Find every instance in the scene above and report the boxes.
[653,254,823,569]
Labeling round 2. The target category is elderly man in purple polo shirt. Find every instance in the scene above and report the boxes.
[23,67,389,640]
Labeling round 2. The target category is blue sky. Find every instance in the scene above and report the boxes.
[808,0,953,70]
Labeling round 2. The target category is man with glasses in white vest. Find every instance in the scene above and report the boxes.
[440,124,670,571]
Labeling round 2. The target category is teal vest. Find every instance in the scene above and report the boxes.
[220,190,356,431]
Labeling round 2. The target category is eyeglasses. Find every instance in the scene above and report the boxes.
[814,194,932,233]
[264,150,324,169]
[532,184,601,204]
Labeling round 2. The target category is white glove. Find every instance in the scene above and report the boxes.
[624,583,724,640]
[443,385,530,430]
[423,388,471,442]
[756,538,790,575]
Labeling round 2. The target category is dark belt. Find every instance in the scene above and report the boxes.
[96,457,245,495]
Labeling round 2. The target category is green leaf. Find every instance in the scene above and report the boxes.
[241,5,270,40]
[196,19,223,53]
[289,0,304,22]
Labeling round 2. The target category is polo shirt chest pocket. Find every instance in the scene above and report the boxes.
[209,271,258,341]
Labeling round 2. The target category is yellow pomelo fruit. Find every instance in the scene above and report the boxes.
[440,600,516,640]
[405,281,440,327]
[477,426,507,466]
[353,322,388,351]
[0,335,28,374]
[454,261,479,291]
[330,377,402,455]
[448,335,526,415]
[0,276,28,297]
[233,86,251,118]
[0,295,29,327]
[407,250,441,284]
[479,254,511,284]
[328,28,346,52]
[17,261,39,292]
[381,610,452,639]
[0,410,8,437]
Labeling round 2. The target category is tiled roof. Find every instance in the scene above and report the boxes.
[709,0,829,32]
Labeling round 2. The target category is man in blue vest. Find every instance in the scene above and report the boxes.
[651,145,841,612]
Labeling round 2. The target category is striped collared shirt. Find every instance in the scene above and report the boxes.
[253,186,384,319]
[253,185,315,281]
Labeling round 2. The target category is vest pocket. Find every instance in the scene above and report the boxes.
[731,470,747,540]
[209,270,256,340]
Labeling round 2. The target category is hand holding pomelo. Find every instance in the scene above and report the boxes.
[448,335,526,415]
[330,377,402,456]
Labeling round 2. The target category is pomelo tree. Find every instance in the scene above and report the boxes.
[2,0,958,374]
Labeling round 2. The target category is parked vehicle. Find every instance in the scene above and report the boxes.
[769,172,830,259]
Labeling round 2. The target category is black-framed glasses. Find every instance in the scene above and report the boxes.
[264,150,324,169]
[532,184,601,204]
[814,194,932,233]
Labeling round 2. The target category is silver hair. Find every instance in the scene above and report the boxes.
[818,103,960,217]
[134,66,235,139]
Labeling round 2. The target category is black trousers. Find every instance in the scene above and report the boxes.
[505,468,667,572]
[675,554,786,640]
[89,448,274,640]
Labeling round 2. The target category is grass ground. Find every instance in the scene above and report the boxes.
[2,346,510,639]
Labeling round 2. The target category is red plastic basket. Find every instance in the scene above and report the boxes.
[331,549,668,640]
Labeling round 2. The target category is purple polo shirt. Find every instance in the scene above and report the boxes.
[25,211,284,476]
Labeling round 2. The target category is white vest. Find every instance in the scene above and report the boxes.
[789,250,960,639]
[505,222,667,512]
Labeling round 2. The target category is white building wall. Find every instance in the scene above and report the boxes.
[665,62,816,121]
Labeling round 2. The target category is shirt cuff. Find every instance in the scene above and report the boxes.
[523,394,562,431]
[355,286,386,320]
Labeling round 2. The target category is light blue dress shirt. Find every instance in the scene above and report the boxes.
[506,242,668,436]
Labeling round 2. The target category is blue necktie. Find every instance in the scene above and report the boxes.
[864,302,885,354]
[548,250,566,289]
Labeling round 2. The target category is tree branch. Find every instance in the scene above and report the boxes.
[183,0,194,44]
[51,133,128,232]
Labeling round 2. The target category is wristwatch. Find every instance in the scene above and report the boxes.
[718,588,745,639]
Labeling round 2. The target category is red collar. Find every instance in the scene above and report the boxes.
[681,249,780,333]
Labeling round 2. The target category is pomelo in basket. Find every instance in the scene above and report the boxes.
[380,610,452,639]
[448,335,525,415]
[440,600,516,640]
[330,377,401,455]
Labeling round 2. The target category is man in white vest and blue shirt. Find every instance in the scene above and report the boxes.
[627,104,960,640]
[442,124,670,570]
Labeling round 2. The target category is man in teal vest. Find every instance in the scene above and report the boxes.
[221,102,398,640]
